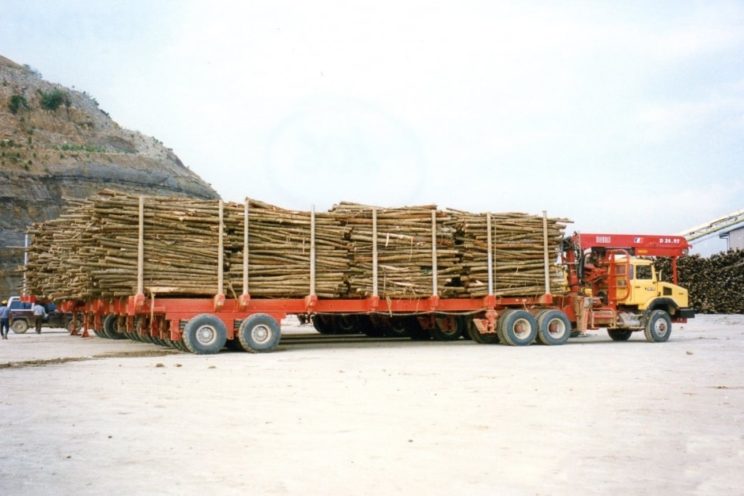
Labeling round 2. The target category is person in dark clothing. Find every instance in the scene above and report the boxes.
[0,301,9,339]
[32,303,47,334]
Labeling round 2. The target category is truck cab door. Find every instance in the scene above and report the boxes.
[630,264,657,309]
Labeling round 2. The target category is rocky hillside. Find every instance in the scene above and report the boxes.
[0,55,219,297]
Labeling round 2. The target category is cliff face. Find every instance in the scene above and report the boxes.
[0,55,219,297]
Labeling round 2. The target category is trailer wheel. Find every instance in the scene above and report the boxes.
[499,310,538,346]
[103,314,126,340]
[238,313,281,353]
[11,319,29,334]
[335,315,359,334]
[536,310,571,345]
[467,319,500,344]
[643,310,672,343]
[385,317,410,337]
[182,314,227,354]
[312,315,335,334]
[608,328,633,341]
[404,317,430,340]
[431,316,463,341]
[357,315,385,337]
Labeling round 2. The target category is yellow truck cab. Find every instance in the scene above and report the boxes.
[614,256,690,314]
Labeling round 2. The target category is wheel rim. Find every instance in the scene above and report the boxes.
[547,318,567,339]
[653,319,669,337]
[196,325,218,346]
[512,318,532,339]
[251,324,272,345]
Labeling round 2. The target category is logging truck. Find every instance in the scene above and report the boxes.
[50,200,693,354]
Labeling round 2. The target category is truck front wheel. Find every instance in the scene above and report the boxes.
[644,310,672,343]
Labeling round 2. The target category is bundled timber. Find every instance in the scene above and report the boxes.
[330,203,463,298]
[446,210,570,297]
[223,200,349,298]
[655,251,744,313]
[25,189,573,302]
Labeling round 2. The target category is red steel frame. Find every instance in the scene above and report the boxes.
[60,293,554,340]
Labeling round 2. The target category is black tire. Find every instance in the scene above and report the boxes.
[499,309,538,346]
[312,315,335,334]
[334,315,360,334]
[358,315,385,337]
[644,310,672,343]
[467,318,500,344]
[385,317,410,338]
[431,316,463,341]
[182,314,227,354]
[238,313,281,353]
[406,317,430,340]
[536,310,571,346]
[608,328,633,341]
[103,314,126,340]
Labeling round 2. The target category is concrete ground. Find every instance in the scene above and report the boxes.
[1,315,742,495]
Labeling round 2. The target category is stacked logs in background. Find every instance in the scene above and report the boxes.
[330,202,464,298]
[655,251,744,313]
[447,211,570,297]
[25,190,571,301]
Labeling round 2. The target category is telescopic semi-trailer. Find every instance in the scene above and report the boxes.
[50,202,693,354]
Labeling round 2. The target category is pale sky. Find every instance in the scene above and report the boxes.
[2,0,743,247]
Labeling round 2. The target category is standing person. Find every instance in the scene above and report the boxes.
[0,300,9,340]
[32,302,47,334]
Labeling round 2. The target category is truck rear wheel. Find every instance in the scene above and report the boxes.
[499,310,538,346]
[182,314,227,354]
[536,310,571,345]
[238,313,281,353]
[608,328,633,341]
[11,319,29,334]
[644,310,672,343]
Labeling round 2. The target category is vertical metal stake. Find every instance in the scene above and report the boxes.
[431,209,438,296]
[243,199,249,294]
[372,208,379,297]
[310,206,316,296]
[542,210,551,295]
[486,212,493,296]
[217,199,224,296]
[22,233,29,296]
[137,196,144,295]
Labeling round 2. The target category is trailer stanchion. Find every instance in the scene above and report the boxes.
[214,200,226,311]
[239,198,251,310]
[542,210,551,296]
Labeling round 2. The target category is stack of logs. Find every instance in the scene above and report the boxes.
[25,190,570,301]
[447,211,570,297]
[330,202,463,298]
[655,251,744,313]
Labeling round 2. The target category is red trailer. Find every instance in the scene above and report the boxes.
[58,201,694,354]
